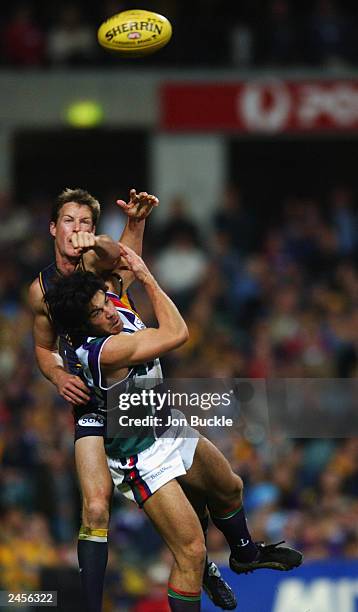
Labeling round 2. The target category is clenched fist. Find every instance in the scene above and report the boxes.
[70,231,97,251]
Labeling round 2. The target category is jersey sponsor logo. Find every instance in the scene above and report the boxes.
[78,413,105,427]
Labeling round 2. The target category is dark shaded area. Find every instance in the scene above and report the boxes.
[13,129,148,203]
[0,0,358,68]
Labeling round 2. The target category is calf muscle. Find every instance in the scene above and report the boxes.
[75,436,113,529]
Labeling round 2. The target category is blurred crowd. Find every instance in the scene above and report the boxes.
[0,183,358,608]
[1,0,358,69]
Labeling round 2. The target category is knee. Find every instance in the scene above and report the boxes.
[226,474,244,505]
[234,474,244,502]
[214,474,244,508]
[175,534,206,573]
[82,496,110,529]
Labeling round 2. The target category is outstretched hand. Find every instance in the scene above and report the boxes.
[116,188,159,221]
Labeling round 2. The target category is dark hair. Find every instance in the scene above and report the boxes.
[44,271,107,336]
[50,188,101,226]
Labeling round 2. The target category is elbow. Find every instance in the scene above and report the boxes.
[159,323,189,352]
[180,324,189,344]
[173,323,189,348]
[98,233,111,242]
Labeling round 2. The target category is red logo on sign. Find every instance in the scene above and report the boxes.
[161,80,358,133]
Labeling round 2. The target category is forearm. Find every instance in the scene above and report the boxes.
[143,275,188,339]
[119,218,145,256]
[35,345,65,386]
[94,234,122,264]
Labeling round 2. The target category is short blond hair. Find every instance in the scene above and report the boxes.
[51,188,100,226]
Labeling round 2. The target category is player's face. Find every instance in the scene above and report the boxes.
[88,291,123,335]
[50,203,94,258]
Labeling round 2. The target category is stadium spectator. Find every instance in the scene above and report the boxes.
[230,21,254,67]
[0,191,32,248]
[330,186,357,256]
[2,4,45,67]
[308,0,351,67]
[212,184,256,255]
[47,4,96,66]
[265,0,298,66]
[153,226,208,313]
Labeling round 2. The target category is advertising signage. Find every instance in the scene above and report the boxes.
[202,560,358,612]
[161,80,358,133]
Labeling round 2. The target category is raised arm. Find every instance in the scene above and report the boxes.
[117,188,159,255]
[28,279,90,405]
[80,189,158,288]
[75,189,159,288]
[113,189,159,291]
[100,245,188,373]
[80,232,122,273]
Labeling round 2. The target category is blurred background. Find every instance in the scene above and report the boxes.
[0,1,358,611]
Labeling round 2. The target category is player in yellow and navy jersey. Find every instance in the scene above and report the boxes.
[28,187,161,612]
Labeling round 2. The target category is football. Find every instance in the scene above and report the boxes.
[97,9,172,57]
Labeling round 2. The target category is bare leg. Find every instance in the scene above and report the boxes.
[143,479,205,596]
[178,437,243,515]
[75,436,113,529]
[180,437,302,577]
[179,462,239,611]
[178,437,259,563]
[179,479,208,520]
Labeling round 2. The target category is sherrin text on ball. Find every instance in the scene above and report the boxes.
[97,9,172,57]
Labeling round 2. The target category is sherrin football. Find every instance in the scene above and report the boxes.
[97,9,172,57]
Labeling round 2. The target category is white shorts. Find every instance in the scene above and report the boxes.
[106,411,200,507]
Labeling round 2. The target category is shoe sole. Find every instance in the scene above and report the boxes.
[203,584,238,610]
[230,556,303,575]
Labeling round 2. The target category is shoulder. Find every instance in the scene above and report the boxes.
[28,277,44,314]
[97,333,126,368]
[29,276,41,294]
[78,335,113,375]
[80,335,110,358]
